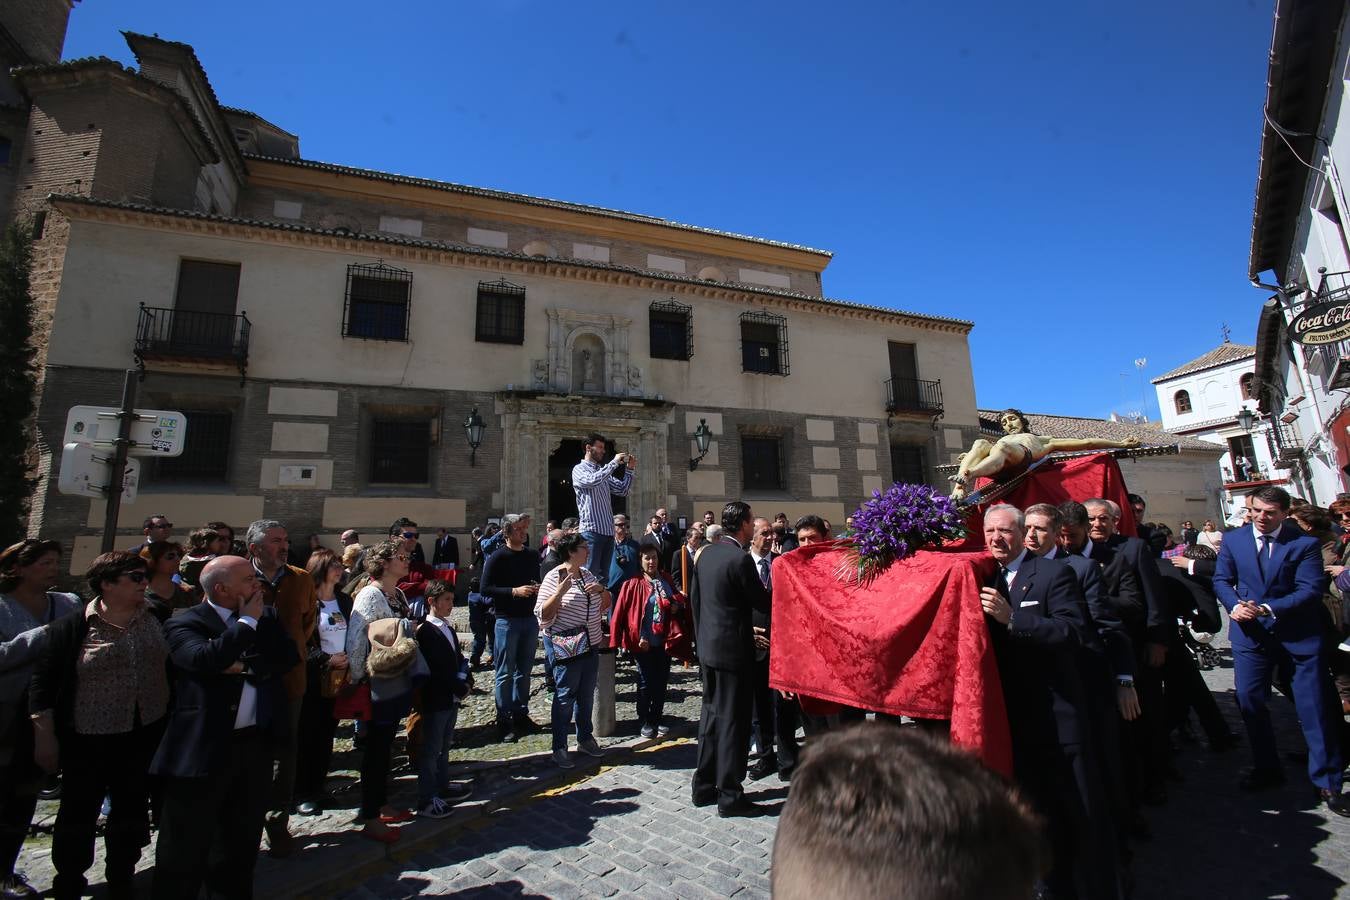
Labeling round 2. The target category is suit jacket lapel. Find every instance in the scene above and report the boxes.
[198,602,228,636]
[1261,525,1293,590]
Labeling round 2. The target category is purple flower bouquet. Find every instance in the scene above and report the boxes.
[838,482,967,585]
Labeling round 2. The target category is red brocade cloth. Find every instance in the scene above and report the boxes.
[768,541,1012,776]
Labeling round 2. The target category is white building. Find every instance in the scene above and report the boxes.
[1152,341,1292,517]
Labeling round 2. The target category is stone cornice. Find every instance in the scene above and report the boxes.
[49,196,975,335]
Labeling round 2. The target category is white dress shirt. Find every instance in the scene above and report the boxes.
[206,599,257,730]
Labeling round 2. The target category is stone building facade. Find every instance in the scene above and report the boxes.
[6,25,982,571]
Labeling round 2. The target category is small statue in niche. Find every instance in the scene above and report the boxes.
[532,359,548,390]
[628,366,642,392]
[581,350,598,392]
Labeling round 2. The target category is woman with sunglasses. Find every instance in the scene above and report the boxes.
[30,551,169,900]
[0,539,81,899]
[141,541,194,620]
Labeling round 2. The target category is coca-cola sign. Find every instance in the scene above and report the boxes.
[1291,299,1350,345]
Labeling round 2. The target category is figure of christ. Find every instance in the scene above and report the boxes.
[948,409,1140,500]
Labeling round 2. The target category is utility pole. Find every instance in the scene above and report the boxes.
[99,369,138,552]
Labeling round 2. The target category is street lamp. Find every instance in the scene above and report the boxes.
[464,407,485,466]
[689,419,712,471]
[1236,406,1256,433]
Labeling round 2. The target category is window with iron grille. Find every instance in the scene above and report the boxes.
[740,311,789,375]
[476,279,526,344]
[890,442,928,487]
[154,410,232,483]
[369,419,431,484]
[741,436,785,491]
[344,262,412,341]
[1174,390,1192,414]
[649,299,693,360]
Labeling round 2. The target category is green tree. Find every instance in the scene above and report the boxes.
[0,223,36,546]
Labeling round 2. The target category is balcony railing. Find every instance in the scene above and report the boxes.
[135,304,251,384]
[1266,423,1304,467]
[885,377,944,418]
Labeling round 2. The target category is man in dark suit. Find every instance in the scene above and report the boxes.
[689,501,771,816]
[982,504,1117,900]
[432,528,460,568]
[151,556,299,900]
[746,516,793,781]
[1083,497,1172,806]
[639,511,678,576]
[1214,486,1350,814]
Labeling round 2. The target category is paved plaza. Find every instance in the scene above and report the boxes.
[17,616,1350,898]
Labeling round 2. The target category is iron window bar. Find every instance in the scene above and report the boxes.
[649,299,693,360]
[134,304,251,385]
[369,419,432,484]
[476,279,526,345]
[739,310,789,376]
[741,435,786,491]
[884,377,944,414]
[343,261,412,342]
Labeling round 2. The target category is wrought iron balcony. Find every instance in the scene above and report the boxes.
[885,377,944,416]
[134,304,251,384]
[1265,423,1304,467]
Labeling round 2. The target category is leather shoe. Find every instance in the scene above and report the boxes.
[717,797,767,818]
[691,792,717,808]
[1320,789,1350,817]
[294,800,322,817]
[1239,767,1286,792]
[747,757,776,781]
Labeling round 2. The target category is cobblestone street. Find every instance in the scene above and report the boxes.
[18,614,1350,898]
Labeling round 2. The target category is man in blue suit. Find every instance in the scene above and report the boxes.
[1213,485,1350,815]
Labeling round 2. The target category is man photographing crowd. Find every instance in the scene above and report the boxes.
[571,433,634,584]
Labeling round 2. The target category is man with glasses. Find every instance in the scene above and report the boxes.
[609,515,641,593]
[130,515,172,552]
[244,519,318,855]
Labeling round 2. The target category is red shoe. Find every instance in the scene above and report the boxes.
[379,809,415,824]
[362,825,402,844]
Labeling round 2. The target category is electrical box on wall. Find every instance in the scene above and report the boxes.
[278,465,317,486]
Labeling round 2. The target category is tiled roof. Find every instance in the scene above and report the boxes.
[220,106,298,139]
[244,154,835,260]
[49,194,973,331]
[976,409,1222,453]
[1151,342,1255,383]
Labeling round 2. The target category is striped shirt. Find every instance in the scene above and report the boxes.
[536,565,605,647]
[571,458,633,536]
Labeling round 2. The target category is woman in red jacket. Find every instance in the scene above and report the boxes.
[610,544,693,737]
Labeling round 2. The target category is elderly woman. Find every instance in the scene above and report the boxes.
[537,533,611,769]
[0,540,80,898]
[30,551,169,900]
[293,549,352,817]
[346,540,414,843]
[1196,519,1223,550]
[142,540,194,618]
[610,543,691,738]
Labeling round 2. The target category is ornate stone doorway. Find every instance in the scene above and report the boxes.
[497,393,672,526]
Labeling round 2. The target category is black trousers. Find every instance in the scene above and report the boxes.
[1017,741,1118,900]
[693,664,752,809]
[749,655,801,774]
[51,720,163,900]
[294,688,340,801]
[0,707,39,879]
[359,721,398,820]
[153,728,271,900]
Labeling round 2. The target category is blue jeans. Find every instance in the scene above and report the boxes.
[417,706,459,808]
[494,616,540,721]
[468,597,495,664]
[551,650,599,752]
[581,532,615,587]
[634,648,671,728]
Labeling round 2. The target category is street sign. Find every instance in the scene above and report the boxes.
[63,406,187,457]
[57,443,141,503]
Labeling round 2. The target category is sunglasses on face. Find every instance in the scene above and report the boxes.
[401,532,419,540]
[123,571,148,583]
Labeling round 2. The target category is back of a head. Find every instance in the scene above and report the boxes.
[772,723,1043,900]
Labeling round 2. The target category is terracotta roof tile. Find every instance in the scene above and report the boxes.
[1151,342,1255,383]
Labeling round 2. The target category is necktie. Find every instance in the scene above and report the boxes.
[758,557,771,589]
[1257,534,1272,577]
[994,566,1011,598]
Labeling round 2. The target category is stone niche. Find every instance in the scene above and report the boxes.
[537,308,643,397]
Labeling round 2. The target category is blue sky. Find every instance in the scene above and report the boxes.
[64,1,1274,420]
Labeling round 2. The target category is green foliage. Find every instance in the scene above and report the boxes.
[0,223,37,546]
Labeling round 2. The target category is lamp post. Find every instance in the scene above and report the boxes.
[1236,406,1256,434]
[689,418,712,471]
[464,407,485,466]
